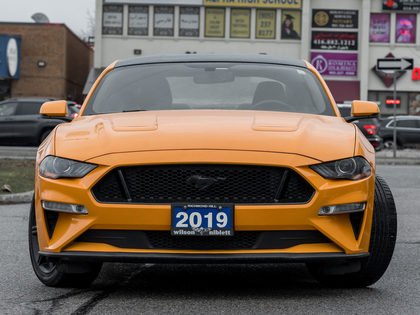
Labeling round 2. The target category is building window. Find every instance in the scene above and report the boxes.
[128,6,148,36]
[205,8,225,38]
[179,7,200,37]
[154,6,174,36]
[103,5,123,35]
[281,10,301,40]
[230,9,250,38]
[256,9,276,39]
[396,14,416,43]
[370,13,390,43]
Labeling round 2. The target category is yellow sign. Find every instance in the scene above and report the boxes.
[203,0,301,9]
[231,9,250,38]
[256,9,275,39]
[281,10,301,40]
[205,8,225,37]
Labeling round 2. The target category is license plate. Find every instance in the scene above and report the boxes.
[171,203,234,236]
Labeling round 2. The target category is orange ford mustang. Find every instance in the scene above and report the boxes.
[29,54,397,288]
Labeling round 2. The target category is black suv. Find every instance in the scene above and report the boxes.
[380,116,420,149]
[337,104,383,151]
[0,97,78,146]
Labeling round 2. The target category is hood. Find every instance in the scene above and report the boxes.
[54,110,356,162]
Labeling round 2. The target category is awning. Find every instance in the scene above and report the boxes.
[82,67,105,95]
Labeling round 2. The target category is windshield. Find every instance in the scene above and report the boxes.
[83,63,334,116]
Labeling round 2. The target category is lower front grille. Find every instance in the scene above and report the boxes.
[91,164,315,204]
[74,230,331,251]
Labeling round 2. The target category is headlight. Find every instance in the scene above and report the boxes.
[39,156,97,179]
[309,157,371,180]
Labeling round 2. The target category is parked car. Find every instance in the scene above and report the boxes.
[66,101,82,118]
[380,116,420,149]
[337,104,383,151]
[30,54,396,289]
[0,97,76,146]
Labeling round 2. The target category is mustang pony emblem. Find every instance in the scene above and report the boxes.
[187,175,226,191]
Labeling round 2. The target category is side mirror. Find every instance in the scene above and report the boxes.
[40,100,72,121]
[343,101,380,122]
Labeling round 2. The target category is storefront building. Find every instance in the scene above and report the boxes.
[0,23,93,103]
[93,0,420,117]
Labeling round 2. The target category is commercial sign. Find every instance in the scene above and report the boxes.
[312,10,358,29]
[105,0,202,3]
[310,52,357,77]
[256,9,276,39]
[205,8,225,37]
[230,9,250,38]
[383,0,420,11]
[311,31,358,51]
[370,13,390,42]
[395,14,416,43]
[154,6,174,36]
[103,5,123,35]
[0,35,21,79]
[128,6,148,36]
[203,0,301,9]
[180,7,200,37]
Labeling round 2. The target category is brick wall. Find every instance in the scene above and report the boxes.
[0,23,93,103]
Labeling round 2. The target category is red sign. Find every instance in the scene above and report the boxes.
[412,67,420,80]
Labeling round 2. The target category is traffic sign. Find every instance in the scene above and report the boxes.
[377,58,414,71]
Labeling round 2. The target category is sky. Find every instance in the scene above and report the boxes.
[0,0,96,38]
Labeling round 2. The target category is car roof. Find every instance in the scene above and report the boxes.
[115,54,308,69]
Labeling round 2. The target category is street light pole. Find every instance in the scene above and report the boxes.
[393,71,397,158]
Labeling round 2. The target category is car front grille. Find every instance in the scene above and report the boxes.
[74,230,331,251]
[91,164,314,204]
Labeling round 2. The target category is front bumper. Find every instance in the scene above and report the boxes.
[35,150,375,260]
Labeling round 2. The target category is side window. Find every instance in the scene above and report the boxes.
[0,102,18,116]
[397,119,417,128]
[18,102,43,115]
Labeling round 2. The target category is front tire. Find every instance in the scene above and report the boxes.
[306,175,397,287]
[28,196,102,287]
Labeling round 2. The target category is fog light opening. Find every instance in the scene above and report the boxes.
[42,200,88,215]
[319,202,366,216]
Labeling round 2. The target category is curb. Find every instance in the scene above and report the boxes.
[0,190,34,205]
[376,158,420,165]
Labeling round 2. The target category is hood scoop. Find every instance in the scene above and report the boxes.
[252,115,301,132]
[112,115,157,131]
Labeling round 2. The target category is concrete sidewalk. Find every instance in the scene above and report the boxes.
[375,149,420,165]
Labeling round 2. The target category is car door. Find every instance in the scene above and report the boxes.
[13,101,44,145]
[396,119,419,146]
[0,101,18,145]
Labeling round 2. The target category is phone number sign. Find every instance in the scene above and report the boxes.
[311,31,358,51]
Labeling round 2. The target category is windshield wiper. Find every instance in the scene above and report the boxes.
[122,109,148,112]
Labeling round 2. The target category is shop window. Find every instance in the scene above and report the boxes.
[256,9,276,39]
[281,10,301,40]
[370,13,390,43]
[230,9,250,38]
[396,14,416,43]
[180,7,200,37]
[128,6,148,36]
[103,5,123,35]
[205,8,225,38]
[154,6,174,36]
